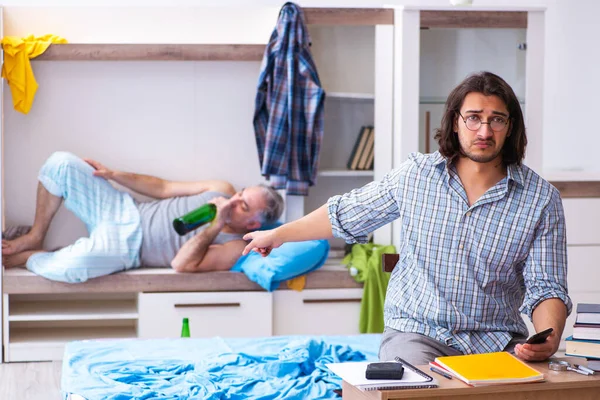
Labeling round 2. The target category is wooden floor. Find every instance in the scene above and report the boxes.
[0,361,62,400]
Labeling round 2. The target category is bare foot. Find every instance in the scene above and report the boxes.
[2,233,43,255]
[2,250,40,269]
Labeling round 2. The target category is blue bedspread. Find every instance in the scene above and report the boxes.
[62,334,381,400]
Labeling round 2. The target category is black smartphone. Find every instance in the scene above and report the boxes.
[365,362,404,380]
[526,327,554,344]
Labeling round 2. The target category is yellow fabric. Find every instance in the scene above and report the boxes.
[286,275,306,291]
[435,352,544,385]
[1,34,68,114]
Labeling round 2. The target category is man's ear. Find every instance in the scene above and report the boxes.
[453,115,459,133]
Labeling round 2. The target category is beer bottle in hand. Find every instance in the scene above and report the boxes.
[173,203,217,236]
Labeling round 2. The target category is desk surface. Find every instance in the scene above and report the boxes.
[342,357,600,400]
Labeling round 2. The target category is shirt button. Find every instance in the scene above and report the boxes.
[455,275,459,281]
[466,211,472,217]
[459,244,464,249]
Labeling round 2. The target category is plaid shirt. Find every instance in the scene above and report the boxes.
[328,151,572,355]
[253,2,325,196]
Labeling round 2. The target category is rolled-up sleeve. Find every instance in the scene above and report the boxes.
[520,189,572,320]
[327,167,404,244]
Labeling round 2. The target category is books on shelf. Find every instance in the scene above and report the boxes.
[326,358,437,391]
[346,125,375,171]
[433,352,544,386]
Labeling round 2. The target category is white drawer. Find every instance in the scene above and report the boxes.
[273,289,363,336]
[138,292,272,339]
[568,246,600,292]
[563,198,600,245]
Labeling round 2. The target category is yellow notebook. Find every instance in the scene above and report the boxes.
[435,352,544,386]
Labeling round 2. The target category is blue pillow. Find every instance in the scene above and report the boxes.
[231,240,330,291]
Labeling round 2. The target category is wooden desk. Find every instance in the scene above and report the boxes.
[342,357,600,400]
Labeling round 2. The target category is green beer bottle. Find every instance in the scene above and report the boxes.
[181,317,191,338]
[173,203,217,236]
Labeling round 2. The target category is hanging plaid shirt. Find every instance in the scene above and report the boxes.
[253,2,325,196]
[328,151,572,355]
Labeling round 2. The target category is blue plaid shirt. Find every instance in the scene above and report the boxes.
[253,2,325,196]
[328,151,572,355]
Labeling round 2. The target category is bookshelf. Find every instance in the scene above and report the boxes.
[304,24,393,250]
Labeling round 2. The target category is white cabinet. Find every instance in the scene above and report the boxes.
[138,291,272,339]
[273,289,363,336]
[3,293,138,362]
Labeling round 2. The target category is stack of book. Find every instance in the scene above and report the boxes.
[565,303,600,371]
[347,126,375,171]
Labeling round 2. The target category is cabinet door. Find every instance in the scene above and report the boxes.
[273,289,363,336]
[138,292,272,339]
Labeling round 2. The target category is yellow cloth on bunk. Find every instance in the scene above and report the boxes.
[286,275,306,291]
[1,34,67,114]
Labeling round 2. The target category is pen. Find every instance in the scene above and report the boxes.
[430,366,453,380]
[574,364,595,375]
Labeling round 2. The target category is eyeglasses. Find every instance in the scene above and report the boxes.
[459,112,509,132]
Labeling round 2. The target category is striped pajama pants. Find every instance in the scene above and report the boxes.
[26,151,143,283]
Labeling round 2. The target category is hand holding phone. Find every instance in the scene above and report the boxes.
[526,327,554,344]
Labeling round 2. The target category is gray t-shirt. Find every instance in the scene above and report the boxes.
[137,191,243,267]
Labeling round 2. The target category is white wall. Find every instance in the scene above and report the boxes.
[543,0,599,173]
[4,7,279,44]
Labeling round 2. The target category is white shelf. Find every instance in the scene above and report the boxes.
[10,326,137,345]
[9,300,138,321]
[327,92,374,100]
[318,169,374,177]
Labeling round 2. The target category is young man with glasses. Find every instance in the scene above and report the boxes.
[242,71,570,365]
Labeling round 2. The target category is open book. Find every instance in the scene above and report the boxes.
[433,352,544,386]
[327,358,437,391]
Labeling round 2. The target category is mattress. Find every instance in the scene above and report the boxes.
[62,334,381,399]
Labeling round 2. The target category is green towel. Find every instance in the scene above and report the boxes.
[343,243,396,333]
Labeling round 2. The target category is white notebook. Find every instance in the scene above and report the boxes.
[327,358,437,391]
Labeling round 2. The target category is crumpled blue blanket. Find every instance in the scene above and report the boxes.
[62,335,381,399]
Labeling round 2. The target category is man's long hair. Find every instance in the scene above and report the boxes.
[434,71,527,165]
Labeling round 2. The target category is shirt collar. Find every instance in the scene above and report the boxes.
[432,151,525,188]
[506,163,525,188]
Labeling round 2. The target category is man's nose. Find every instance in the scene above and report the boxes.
[477,123,494,139]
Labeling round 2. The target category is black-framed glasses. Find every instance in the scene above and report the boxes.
[459,112,509,132]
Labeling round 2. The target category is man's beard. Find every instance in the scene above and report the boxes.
[462,142,502,164]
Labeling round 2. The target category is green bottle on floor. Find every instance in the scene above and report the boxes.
[181,317,190,338]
